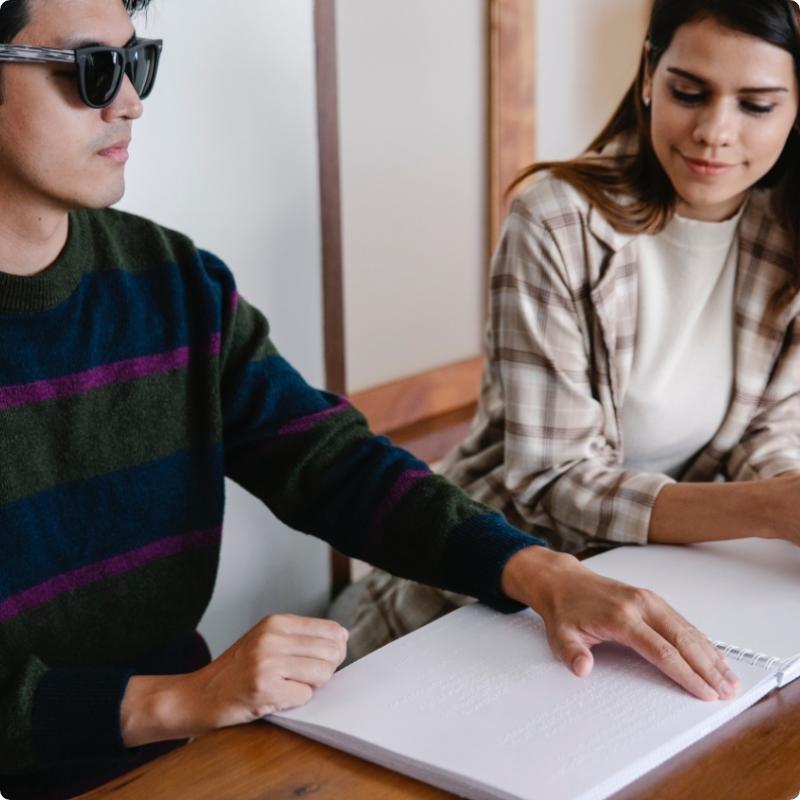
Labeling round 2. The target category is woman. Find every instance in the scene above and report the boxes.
[350,0,800,658]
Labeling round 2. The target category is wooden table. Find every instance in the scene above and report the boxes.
[83,677,800,800]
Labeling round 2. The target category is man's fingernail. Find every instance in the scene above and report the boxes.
[703,685,720,701]
[572,655,590,674]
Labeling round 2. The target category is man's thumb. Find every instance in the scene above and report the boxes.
[555,631,594,677]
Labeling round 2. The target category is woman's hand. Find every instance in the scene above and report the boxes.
[501,546,740,701]
[121,614,348,747]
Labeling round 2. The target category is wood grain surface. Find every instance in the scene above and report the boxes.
[82,677,800,800]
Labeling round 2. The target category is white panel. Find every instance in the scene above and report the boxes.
[117,0,330,656]
[537,0,650,161]
[337,0,486,391]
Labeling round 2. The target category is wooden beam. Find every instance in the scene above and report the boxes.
[315,0,346,397]
[488,0,536,254]
[314,0,350,596]
[350,357,483,437]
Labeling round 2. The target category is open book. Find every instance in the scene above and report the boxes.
[273,539,800,800]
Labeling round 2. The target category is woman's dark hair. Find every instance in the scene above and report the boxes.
[0,0,153,44]
[511,0,800,264]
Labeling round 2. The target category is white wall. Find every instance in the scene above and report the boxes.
[117,0,330,656]
[337,0,486,391]
[536,0,650,161]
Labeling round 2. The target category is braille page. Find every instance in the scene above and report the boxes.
[273,604,776,800]
[584,539,800,664]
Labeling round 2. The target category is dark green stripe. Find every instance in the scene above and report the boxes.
[0,547,219,676]
[0,368,222,505]
[222,296,278,373]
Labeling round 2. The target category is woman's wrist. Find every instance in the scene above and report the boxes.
[649,478,778,544]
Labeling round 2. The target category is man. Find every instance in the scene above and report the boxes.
[0,1,737,798]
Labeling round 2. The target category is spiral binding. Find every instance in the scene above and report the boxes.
[711,639,781,671]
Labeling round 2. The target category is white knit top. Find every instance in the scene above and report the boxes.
[621,207,744,478]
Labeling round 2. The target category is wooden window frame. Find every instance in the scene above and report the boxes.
[314,0,535,595]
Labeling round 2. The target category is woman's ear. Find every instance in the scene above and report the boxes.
[641,42,654,108]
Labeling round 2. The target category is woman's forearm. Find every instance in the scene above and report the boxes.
[649,476,788,544]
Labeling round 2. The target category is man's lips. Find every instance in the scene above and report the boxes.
[98,140,131,163]
[679,153,738,177]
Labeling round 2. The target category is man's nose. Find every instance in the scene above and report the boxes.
[102,74,144,122]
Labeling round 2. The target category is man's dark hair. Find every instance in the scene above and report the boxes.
[0,0,153,44]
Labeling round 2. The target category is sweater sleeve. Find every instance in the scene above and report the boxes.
[211,259,542,609]
[0,657,133,773]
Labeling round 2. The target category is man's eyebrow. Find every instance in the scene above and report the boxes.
[55,33,137,50]
[666,66,789,94]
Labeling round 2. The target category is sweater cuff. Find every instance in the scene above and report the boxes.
[445,512,545,614]
[31,667,134,765]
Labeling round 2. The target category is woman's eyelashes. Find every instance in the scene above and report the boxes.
[668,86,776,115]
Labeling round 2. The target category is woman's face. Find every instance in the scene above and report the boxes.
[644,16,799,221]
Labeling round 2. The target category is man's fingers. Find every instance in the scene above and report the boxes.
[645,609,740,699]
[271,654,337,689]
[619,621,721,701]
[258,678,314,717]
[259,632,347,667]
[550,628,595,677]
[259,613,348,642]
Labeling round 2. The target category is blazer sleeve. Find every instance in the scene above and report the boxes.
[484,200,672,548]
[726,313,800,481]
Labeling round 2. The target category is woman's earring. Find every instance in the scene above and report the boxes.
[643,96,651,108]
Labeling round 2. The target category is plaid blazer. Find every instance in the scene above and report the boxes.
[347,172,800,660]
[441,173,800,553]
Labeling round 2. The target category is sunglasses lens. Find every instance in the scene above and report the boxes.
[83,50,124,107]
[126,44,159,99]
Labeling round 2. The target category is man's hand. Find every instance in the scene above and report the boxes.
[501,546,740,701]
[121,614,348,747]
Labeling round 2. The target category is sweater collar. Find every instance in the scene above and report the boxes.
[0,211,89,314]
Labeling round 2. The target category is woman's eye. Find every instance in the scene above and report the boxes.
[740,100,775,116]
[670,87,705,105]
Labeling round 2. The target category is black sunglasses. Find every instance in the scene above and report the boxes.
[0,38,163,109]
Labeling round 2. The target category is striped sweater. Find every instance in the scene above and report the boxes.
[0,208,541,797]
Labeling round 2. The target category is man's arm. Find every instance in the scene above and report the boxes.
[117,548,738,749]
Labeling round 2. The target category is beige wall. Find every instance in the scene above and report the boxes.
[337,0,650,393]
[337,0,486,392]
[118,0,330,656]
[537,0,650,161]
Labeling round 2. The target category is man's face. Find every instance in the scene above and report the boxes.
[0,0,143,213]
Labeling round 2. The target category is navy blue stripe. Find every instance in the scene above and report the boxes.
[223,355,339,443]
[0,446,225,599]
[0,257,225,386]
[441,512,543,611]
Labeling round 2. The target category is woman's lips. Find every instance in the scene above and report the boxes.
[680,153,737,177]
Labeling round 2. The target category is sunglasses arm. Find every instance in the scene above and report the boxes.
[0,45,76,65]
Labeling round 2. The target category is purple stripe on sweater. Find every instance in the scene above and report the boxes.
[278,397,350,436]
[209,332,222,357]
[371,469,430,531]
[0,337,221,411]
[0,527,222,624]
[230,290,240,315]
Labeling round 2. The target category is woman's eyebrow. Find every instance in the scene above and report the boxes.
[666,66,789,94]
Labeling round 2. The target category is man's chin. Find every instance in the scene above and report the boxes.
[72,181,126,211]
